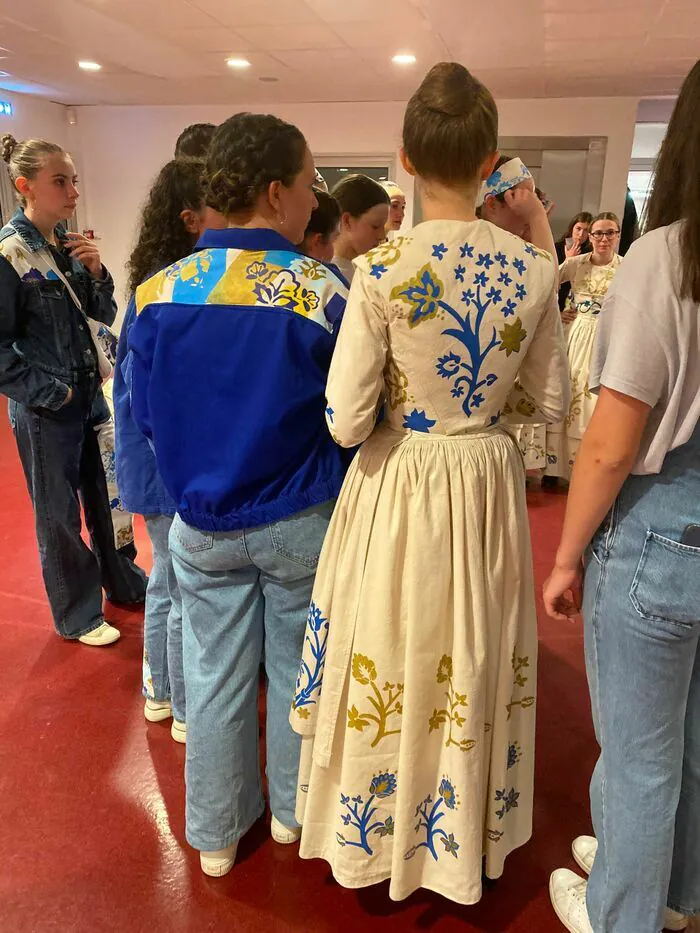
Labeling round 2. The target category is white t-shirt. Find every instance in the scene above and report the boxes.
[590,222,700,475]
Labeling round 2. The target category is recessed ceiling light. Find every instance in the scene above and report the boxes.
[392,53,417,65]
[78,60,102,71]
[0,71,11,78]
[338,168,348,173]
[226,57,251,70]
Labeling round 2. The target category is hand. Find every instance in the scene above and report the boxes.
[565,241,581,258]
[60,386,74,408]
[543,563,583,622]
[503,186,545,224]
[63,232,103,279]
[561,307,578,325]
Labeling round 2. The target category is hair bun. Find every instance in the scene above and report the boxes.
[418,62,480,118]
[206,168,255,214]
[1,134,18,163]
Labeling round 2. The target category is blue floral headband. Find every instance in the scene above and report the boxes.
[477,158,533,207]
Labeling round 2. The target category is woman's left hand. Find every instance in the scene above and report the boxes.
[543,563,583,622]
[63,232,104,279]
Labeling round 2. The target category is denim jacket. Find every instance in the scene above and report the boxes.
[0,208,117,410]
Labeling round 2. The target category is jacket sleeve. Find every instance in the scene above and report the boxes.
[113,296,136,426]
[503,275,571,425]
[0,255,71,409]
[125,305,155,442]
[85,265,118,327]
[325,268,388,448]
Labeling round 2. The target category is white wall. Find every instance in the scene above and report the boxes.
[74,96,638,322]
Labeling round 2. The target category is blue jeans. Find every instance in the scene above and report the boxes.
[169,501,333,852]
[583,424,700,933]
[143,515,185,723]
[8,384,147,638]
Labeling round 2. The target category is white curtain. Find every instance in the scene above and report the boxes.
[0,162,16,225]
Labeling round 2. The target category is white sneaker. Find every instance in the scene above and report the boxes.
[270,815,301,844]
[170,720,187,744]
[77,621,120,646]
[144,698,173,723]
[550,869,594,933]
[200,843,237,877]
[571,836,688,931]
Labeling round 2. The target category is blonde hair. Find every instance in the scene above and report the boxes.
[1,134,66,205]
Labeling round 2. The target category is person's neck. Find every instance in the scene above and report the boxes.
[419,180,480,223]
[591,252,614,267]
[334,236,358,262]
[227,212,281,235]
[23,205,59,246]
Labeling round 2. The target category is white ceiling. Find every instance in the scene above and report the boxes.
[0,0,698,106]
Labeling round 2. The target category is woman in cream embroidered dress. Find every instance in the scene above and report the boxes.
[546,212,622,478]
[290,63,569,906]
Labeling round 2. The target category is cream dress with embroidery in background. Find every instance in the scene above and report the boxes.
[545,253,622,478]
[289,220,569,905]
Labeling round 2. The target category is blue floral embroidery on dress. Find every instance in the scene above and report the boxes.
[460,243,475,259]
[461,288,475,304]
[474,271,488,287]
[403,409,437,433]
[486,286,502,305]
[495,787,520,819]
[494,251,508,269]
[437,352,462,378]
[515,283,527,301]
[371,263,388,280]
[326,406,334,423]
[292,602,330,713]
[507,742,522,769]
[477,253,495,269]
[454,264,466,282]
[512,258,527,276]
[489,411,502,426]
[404,777,460,862]
[524,244,538,258]
[389,264,444,328]
[503,299,517,318]
[432,243,448,261]
[336,772,397,854]
[499,270,513,287]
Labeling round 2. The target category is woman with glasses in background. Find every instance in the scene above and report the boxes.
[546,212,622,480]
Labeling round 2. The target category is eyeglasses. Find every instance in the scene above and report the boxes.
[590,230,619,240]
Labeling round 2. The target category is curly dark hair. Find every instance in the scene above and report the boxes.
[174,123,216,159]
[205,112,307,216]
[127,159,206,296]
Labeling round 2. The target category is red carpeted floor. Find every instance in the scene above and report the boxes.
[0,411,598,933]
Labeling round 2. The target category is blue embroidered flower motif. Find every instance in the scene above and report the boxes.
[474,271,488,287]
[451,385,465,399]
[403,409,437,433]
[460,242,475,259]
[325,406,334,424]
[503,299,517,318]
[390,263,444,328]
[515,283,527,301]
[486,286,502,305]
[489,412,502,426]
[436,351,462,379]
[454,264,466,282]
[342,813,352,826]
[507,742,522,770]
[432,243,448,261]
[371,263,388,280]
[442,833,460,858]
[494,251,508,269]
[340,793,350,805]
[369,772,397,798]
[486,170,502,188]
[495,787,520,819]
[476,253,495,269]
[292,601,330,713]
[485,373,498,386]
[471,393,485,409]
[513,258,527,276]
[461,288,475,305]
[524,244,538,257]
[498,271,513,287]
[439,778,457,810]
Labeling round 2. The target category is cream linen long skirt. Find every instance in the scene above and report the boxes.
[290,424,538,906]
[546,314,598,479]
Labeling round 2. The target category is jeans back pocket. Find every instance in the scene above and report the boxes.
[629,530,700,627]
[172,516,214,553]
[268,500,334,569]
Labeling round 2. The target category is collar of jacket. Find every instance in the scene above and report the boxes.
[9,208,66,253]
[194,226,303,255]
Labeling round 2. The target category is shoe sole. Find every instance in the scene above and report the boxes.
[171,723,186,744]
[144,705,173,723]
[78,632,120,647]
[200,858,234,878]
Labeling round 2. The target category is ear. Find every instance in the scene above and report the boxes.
[15,176,31,199]
[341,210,353,231]
[267,179,283,213]
[179,208,200,235]
[399,147,416,177]
[480,151,500,181]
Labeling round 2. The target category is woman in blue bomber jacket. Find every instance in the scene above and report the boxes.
[0,134,146,646]
[127,113,349,877]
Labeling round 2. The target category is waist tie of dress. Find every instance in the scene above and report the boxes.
[310,421,506,770]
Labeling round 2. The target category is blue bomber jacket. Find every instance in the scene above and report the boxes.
[127,227,349,532]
